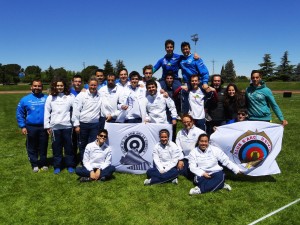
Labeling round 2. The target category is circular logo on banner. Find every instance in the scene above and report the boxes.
[120,131,148,155]
[231,130,272,168]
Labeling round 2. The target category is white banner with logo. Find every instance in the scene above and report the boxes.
[210,121,284,176]
[105,123,173,174]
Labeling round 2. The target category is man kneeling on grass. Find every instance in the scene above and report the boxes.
[75,129,115,182]
[144,129,183,185]
[188,133,242,195]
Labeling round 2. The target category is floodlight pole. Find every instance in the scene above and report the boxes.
[191,34,199,53]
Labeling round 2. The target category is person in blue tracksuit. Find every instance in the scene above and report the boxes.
[180,42,209,88]
[144,129,183,185]
[245,70,288,126]
[16,80,49,172]
[180,42,210,114]
[153,39,182,80]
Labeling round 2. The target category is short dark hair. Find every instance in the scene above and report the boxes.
[165,39,174,49]
[181,41,190,50]
[72,74,82,81]
[95,69,104,75]
[146,80,157,88]
[143,65,153,74]
[129,71,141,80]
[165,71,175,79]
[107,73,116,79]
[196,133,209,147]
[118,68,128,76]
[159,129,170,138]
[210,74,224,86]
[181,114,194,121]
[251,70,262,78]
[98,129,108,136]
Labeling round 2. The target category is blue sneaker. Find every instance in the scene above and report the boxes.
[54,168,61,174]
[68,167,75,173]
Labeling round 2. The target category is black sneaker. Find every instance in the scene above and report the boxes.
[79,177,92,182]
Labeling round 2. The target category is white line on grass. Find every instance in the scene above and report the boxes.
[248,198,300,225]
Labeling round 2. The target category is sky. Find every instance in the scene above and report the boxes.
[1,0,299,79]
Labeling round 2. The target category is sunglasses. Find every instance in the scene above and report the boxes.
[238,113,246,116]
[98,134,107,138]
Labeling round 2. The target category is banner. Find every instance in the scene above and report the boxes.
[210,121,284,176]
[105,123,172,174]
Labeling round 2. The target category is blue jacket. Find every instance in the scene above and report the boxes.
[153,53,182,79]
[16,92,48,128]
[70,87,81,96]
[180,54,209,84]
[245,81,284,121]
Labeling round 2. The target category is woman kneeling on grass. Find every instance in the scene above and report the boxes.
[144,129,183,185]
[188,133,242,195]
[75,129,115,182]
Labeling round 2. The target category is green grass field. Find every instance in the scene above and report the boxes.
[0,93,299,225]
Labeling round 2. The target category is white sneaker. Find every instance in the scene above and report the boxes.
[189,186,201,195]
[144,179,151,185]
[41,166,49,171]
[223,183,232,191]
[33,167,39,173]
[172,178,178,185]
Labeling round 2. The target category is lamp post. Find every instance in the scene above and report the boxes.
[191,34,199,53]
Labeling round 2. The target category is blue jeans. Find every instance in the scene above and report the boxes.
[26,125,48,168]
[75,165,116,179]
[146,166,178,184]
[194,170,225,193]
[79,122,101,162]
[52,128,75,168]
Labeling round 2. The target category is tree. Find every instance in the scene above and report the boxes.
[292,63,300,81]
[24,65,42,82]
[1,64,21,84]
[275,51,295,81]
[103,59,114,75]
[25,65,41,77]
[114,60,126,76]
[53,67,68,80]
[81,65,98,83]
[45,66,55,83]
[220,65,225,82]
[222,60,236,83]
[258,54,276,81]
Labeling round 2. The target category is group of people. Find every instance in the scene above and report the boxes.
[16,39,288,195]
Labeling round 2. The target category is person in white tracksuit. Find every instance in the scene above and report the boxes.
[44,78,76,174]
[144,129,183,185]
[145,80,177,125]
[72,76,103,162]
[188,133,242,195]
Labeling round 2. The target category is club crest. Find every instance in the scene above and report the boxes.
[231,130,272,169]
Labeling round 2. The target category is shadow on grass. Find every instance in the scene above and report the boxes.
[224,168,277,182]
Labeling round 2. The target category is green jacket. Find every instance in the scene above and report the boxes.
[245,81,284,121]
